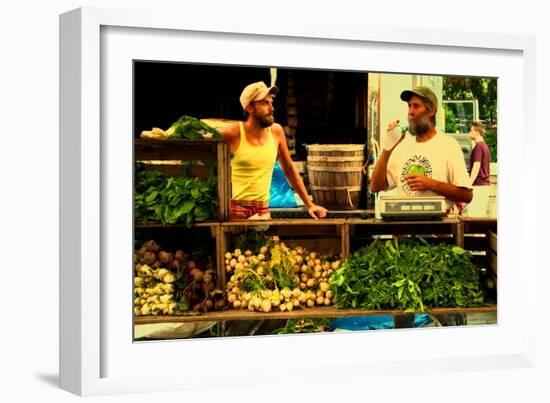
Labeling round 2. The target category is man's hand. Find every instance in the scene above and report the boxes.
[307,203,328,219]
[382,120,405,151]
[404,174,435,192]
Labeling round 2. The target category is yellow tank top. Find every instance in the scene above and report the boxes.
[231,122,278,202]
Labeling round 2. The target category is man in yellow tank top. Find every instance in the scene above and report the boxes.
[219,81,327,220]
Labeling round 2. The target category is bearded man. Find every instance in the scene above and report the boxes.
[369,86,473,329]
[220,81,327,220]
[370,86,473,211]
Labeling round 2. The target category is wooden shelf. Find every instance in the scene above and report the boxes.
[134,139,223,161]
[135,221,219,229]
[134,304,497,324]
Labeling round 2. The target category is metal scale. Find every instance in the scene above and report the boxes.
[379,196,446,220]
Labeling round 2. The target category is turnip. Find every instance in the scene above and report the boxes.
[319,282,329,292]
[225,252,232,260]
[203,273,213,285]
[325,290,334,299]
[237,255,246,263]
[261,300,272,313]
[279,303,287,312]
[286,302,294,311]
[248,303,255,312]
[234,249,242,257]
[233,300,242,309]
[306,299,315,307]
[257,253,265,261]
[141,304,151,315]
[316,290,325,298]
[299,282,307,290]
[316,296,325,305]
[252,297,262,309]
[281,288,292,300]
[306,279,315,288]
[323,298,331,306]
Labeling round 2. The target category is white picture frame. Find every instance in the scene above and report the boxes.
[60,6,537,396]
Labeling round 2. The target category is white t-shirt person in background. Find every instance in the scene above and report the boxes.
[370,86,473,213]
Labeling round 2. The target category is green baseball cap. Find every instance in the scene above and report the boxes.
[400,86,438,111]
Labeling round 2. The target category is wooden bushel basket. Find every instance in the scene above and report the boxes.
[306,144,366,209]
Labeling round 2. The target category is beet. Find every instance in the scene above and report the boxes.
[204,299,214,311]
[143,251,156,266]
[175,250,187,262]
[145,240,160,253]
[191,269,204,282]
[158,251,170,265]
[214,299,226,311]
[138,246,148,258]
[192,303,203,312]
[186,260,196,271]
[171,259,181,270]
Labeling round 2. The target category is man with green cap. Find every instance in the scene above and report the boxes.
[370,86,473,328]
[370,86,473,211]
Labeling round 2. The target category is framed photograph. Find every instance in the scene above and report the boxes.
[60,6,536,396]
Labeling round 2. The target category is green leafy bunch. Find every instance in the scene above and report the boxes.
[167,115,223,140]
[272,318,331,335]
[330,238,484,313]
[134,163,217,227]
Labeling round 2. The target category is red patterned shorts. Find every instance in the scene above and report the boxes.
[230,200,270,220]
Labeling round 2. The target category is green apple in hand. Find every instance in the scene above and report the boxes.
[407,164,426,176]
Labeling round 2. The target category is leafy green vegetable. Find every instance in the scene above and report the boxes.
[167,115,223,140]
[134,163,217,227]
[330,238,485,312]
[271,318,331,335]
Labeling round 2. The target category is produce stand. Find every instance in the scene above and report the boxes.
[135,304,497,324]
[133,140,497,337]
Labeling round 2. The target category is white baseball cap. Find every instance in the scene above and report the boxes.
[239,81,279,109]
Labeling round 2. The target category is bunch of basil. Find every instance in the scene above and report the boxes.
[330,238,484,312]
[134,163,217,227]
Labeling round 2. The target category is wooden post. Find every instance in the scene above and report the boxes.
[454,220,464,248]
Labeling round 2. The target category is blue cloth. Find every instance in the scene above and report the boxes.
[329,314,433,331]
[269,161,298,208]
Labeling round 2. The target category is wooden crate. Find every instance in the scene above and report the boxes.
[134,139,231,220]
[134,223,223,288]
